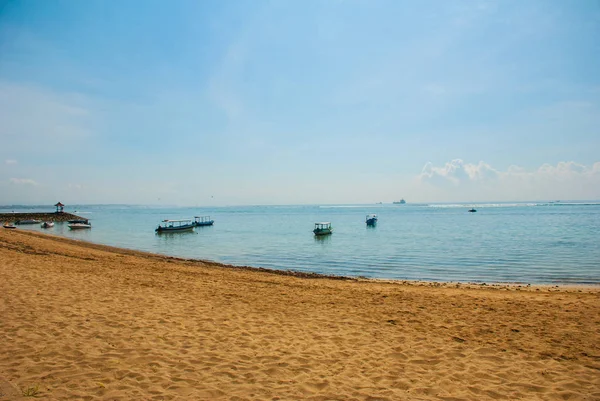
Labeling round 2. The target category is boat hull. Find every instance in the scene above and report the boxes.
[366,218,377,226]
[193,221,214,227]
[313,229,333,236]
[156,226,195,233]
[68,224,91,229]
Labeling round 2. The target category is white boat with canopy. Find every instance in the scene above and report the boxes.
[193,216,214,227]
[313,222,333,236]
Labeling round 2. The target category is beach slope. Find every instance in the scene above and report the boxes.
[0,229,599,400]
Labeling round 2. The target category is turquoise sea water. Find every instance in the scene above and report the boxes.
[3,202,599,285]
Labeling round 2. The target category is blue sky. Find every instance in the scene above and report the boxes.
[1,0,599,205]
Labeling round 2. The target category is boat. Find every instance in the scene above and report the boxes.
[468,208,477,213]
[313,222,333,236]
[193,216,214,227]
[393,199,406,205]
[3,222,16,229]
[14,219,41,225]
[366,214,378,226]
[68,219,91,229]
[41,222,55,228]
[155,219,195,233]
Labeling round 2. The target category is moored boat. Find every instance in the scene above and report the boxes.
[366,214,378,226]
[313,222,333,236]
[68,219,91,229]
[468,208,477,213]
[15,219,41,225]
[41,221,55,228]
[3,222,16,229]
[156,219,195,233]
[193,216,214,227]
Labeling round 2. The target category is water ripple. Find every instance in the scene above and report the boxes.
[10,203,600,285]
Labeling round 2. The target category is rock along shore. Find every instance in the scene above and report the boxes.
[0,212,84,223]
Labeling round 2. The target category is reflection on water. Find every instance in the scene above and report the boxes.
[155,231,197,239]
[194,225,214,230]
[314,234,332,244]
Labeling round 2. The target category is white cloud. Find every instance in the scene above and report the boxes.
[9,178,38,186]
[5,159,17,165]
[418,160,600,201]
[419,159,499,185]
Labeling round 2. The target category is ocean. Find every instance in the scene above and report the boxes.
[3,202,599,285]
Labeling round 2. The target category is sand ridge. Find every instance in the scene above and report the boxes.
[1,229,599,400]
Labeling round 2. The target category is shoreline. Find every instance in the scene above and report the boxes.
[1,228,599,399]
[5,229,600,289]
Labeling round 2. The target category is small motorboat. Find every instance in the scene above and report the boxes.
[193,216,214,227]
[313,222,333,236]
[156,219,195,233]
[468,208,477,213]
[3,222,16,229]
[366,214,378,226]
[41,222,55,228]
[68,219,91,229]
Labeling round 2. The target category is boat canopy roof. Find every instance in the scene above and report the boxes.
[194,216,211,218]
[162,219,192,223]
[315,222,331,225]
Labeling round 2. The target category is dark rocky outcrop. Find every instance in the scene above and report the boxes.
[0,212,84,223]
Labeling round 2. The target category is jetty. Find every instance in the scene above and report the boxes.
[0,202,84,223]
[0,212,84,223]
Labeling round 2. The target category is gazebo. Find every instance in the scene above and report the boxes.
[55,202,65,213]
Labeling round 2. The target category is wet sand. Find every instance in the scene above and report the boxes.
[1,229,599,400]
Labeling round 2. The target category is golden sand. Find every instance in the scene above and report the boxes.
[1,229,599,400]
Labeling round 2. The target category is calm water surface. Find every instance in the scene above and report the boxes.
[4,203,600,284]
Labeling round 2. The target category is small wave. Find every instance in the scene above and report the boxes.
[319,205,367,209]
[543,202,600,206]
[427,202,600,208]
[428,203,539,208]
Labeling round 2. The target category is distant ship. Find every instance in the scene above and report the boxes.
[393,199,406,205]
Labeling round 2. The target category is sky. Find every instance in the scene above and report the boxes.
[1,0,599,205]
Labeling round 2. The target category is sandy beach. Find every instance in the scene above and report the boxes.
[1,229,599,400]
